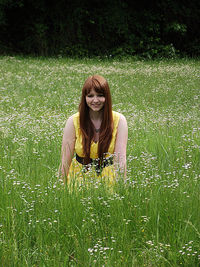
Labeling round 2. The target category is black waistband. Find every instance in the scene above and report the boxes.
[76,154,113,175]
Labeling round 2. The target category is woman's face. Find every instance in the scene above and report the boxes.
[85,88,105,112]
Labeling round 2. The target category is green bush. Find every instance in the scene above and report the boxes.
[0,0,199,57]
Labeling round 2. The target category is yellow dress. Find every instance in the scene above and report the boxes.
[68,111,120,187]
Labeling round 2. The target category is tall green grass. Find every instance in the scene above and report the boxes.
[0,56,200,266]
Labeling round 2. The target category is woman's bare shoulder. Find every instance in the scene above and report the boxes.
[64,112,79,127]
[64,115,73,128]
[119,113,127,122]
[113,111,126,120]
[115,112,127,126]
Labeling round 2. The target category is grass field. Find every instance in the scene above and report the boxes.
[0,56,200,266]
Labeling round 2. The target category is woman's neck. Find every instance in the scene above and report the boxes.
[89,109,103,122]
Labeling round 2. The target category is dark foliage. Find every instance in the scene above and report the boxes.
[0,0,199,57]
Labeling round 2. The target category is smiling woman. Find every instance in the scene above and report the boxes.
[60,75,128,187]
[86,89,105,113]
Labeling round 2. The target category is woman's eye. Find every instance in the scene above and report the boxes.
[87,94,104,98]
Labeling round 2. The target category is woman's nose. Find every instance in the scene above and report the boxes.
[93,96,98,102]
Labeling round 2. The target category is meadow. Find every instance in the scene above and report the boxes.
[0,56,200,266]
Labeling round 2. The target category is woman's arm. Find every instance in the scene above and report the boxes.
[114,114,128,177]
[60,115,76,183]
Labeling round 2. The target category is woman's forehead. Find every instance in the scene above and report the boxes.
[86,87,104,94]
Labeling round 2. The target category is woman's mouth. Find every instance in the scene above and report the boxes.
[92,104,101,107]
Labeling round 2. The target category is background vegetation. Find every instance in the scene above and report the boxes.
[0,56,200,266]
[0,0,200,58]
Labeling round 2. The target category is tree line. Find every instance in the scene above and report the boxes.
[0,0,199,58]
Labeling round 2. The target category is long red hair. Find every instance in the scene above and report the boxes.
[79,75,113,163]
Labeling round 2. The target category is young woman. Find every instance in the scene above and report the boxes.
[61,75,128,186]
